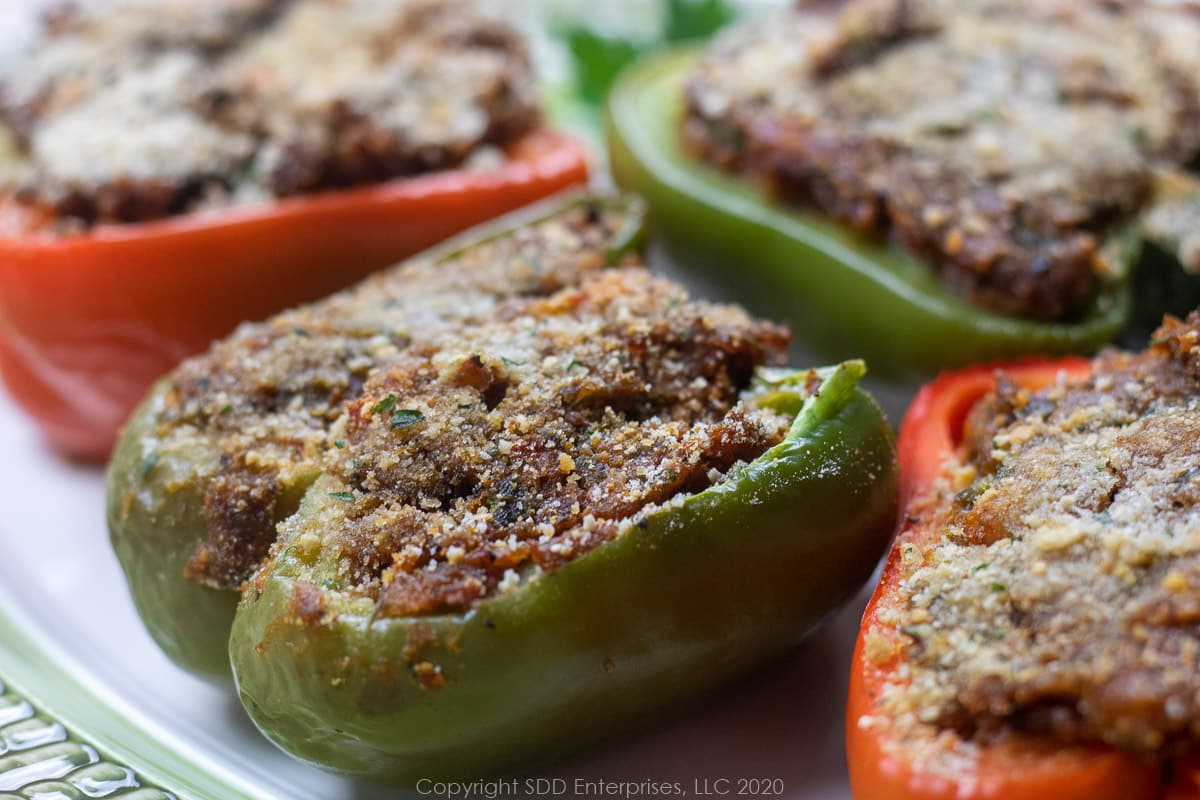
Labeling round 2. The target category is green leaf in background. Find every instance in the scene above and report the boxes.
[558,0,735,110]
[562,28,643,106]
[662,0,736,41]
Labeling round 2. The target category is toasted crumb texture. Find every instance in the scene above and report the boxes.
[0,0,537,228]
[685,0,1200,321]
[151,202,792,602]
[284,268,791,616]
[160,202,632,589]
[879,311,1200,756]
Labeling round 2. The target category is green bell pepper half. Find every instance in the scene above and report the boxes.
[105,194,647,681]
[230,360,898,782]
[106,387,315,680]
[605,47,1133,382]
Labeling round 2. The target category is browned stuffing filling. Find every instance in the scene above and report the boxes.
[877,310,1200,757]
[684,0,1200,321]
[151,201,794,612]
[0,0,537,229]
[283,267,791,616]
[156,201,634,589]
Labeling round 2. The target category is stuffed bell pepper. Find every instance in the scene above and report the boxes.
[848,310,1200,799]
[107,194,898,779]
[0,0,589,459]
[606,0,1200,384]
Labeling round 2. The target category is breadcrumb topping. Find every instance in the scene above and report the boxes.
[685,0,1200,321]
[148,201,793,610]
[1,0,537,229]
[284,267,791,616]
[159,201,633,589]
[877,311,1200,757]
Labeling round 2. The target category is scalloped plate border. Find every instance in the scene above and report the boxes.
[0,607,253,800]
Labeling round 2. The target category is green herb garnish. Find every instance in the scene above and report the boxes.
[370,394,398,414]
[138,452,158,479]
[391,409,425,430]
[328,491,354,501]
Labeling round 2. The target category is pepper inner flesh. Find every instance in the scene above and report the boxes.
[683,0,1200,321]
[874,310,1200,757]
[276,267,794,617]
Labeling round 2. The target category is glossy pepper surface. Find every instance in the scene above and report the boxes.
[605,49,1132,383]
[230,360,898,782]
[105,194,643,681]
[0,129,588,460]
[846,359,1200,800]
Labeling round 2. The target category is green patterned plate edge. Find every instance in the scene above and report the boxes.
[0,608,254,800]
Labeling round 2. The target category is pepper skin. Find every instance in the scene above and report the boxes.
[604,49,1132,384]
[845,358,1200,800]
[1169,758,1200,800]
[106,381,319,680]
[230,361,897,782]
[0,129,588,460]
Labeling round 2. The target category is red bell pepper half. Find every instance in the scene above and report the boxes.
[846,357,1200,799]
[0,129,588,460]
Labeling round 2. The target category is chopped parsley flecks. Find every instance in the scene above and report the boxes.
[370,394,398,414]
[390,409,425,430]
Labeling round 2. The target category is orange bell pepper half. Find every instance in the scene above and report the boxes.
[0,129,588,460]
[845,357,1199,800]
